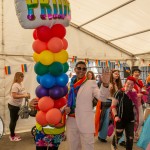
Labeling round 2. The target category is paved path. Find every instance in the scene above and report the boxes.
[0,132,142,150]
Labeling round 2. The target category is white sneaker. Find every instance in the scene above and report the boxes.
[9,135,21,142]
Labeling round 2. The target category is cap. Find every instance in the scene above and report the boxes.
[127,76,136,83]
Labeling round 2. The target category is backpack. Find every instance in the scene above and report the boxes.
[18,98,30,119]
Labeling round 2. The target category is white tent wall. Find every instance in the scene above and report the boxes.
[0,55,38,134]
[66,26,133,60]
[0,0,136,133]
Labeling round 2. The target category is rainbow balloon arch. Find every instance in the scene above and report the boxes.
[15,0,71,134]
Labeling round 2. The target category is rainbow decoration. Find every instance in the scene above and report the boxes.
[21,64,28,73]
[14,0,71,146]
[4,66,11,75]
[98,60,101,66]
[14,0,71,29]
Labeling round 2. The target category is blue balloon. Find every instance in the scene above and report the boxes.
[36,75,41,84]
[40,74,55,88]
[55,73,68,87]
[35,85,49,98]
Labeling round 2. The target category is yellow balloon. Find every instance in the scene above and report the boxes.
[39,50,54,65]
[54,50,68,63]
[33,52,40,62]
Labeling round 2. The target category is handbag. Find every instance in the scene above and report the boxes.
[29,109,37,117]
[18,98,30,119]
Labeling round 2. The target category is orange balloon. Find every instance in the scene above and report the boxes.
[38,96,54,112]
[32,39,47,54]
[62,38,68,50]
[46,108,62,125]
[47,37,63,53]
[36,111,48,126]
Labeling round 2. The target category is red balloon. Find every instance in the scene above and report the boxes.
[33,29,38,40]
[51,24,66,39]
[36,111,48,126]
[46,108,62,125]
[38,96,54,112]
[62,38,68,50]
[35,97,40,110]
[47,37,63,53]
[54,97,67,109]
[37,26,52,42]
[32,39,47,54]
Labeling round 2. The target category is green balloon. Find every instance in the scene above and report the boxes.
[49,62,64,76]
[34,62,49,75]
[63,62,69,73]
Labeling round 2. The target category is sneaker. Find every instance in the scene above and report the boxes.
[119,141,126,147]
[111,144,118,150]
[98,136,107,143]
[14,134,21,139]
[9,136,21,142]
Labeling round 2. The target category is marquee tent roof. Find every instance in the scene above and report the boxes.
[69,0,150,56]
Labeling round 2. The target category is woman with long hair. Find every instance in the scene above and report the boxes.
[8,72,30,142]
[98,69,122,142]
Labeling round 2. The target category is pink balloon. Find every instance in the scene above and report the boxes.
[47,37,63,53]
[32,39,47,54]
[38,96,54,112]
[62,38,68,50]
[46,108,62,125]
[36,111,48,126]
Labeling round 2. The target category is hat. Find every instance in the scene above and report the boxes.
[127,76,136,83]
[131,66,141,74]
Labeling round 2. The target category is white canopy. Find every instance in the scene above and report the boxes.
[69,0,150,57]
[0,0,150,133]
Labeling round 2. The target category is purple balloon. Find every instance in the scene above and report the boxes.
[49,86,64,100]
[35,85,49,98]
[61,86,68,96]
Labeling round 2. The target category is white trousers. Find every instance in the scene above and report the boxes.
[66,117,94,150]
[137,105,144,133]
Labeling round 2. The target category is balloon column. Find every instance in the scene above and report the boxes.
[14,0,71,146]
[33,24,69,133]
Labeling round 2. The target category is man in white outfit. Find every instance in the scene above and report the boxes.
[65,61,110,150]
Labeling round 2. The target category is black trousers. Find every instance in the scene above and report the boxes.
[8,103,20,137]
[113,121,134,150]
[36,146,58,150]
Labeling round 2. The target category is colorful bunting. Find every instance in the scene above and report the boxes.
[21,64,28,73]
[4,66,11,75]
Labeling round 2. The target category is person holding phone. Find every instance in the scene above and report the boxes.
[65,61,110,150]
[8,72,30,142]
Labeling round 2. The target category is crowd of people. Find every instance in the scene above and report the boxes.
[7,63,150,150]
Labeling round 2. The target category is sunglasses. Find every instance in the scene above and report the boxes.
[76,67,87,71]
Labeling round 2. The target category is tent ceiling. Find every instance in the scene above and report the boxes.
[69,0,150,56]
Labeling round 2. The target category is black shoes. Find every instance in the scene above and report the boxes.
[119,141,126,147]
[98,137,107,143]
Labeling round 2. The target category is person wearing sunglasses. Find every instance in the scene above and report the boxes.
[8,72,30,142]
[65,61,110,150]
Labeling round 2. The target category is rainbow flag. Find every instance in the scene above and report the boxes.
[106,60,108,67]
[118,61,121,68]
[4,66,11,75]
[98,60,101,66]
[95,60,98,66]
[21,64,28,73]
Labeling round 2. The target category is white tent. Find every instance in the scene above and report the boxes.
[0,0,150,133]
